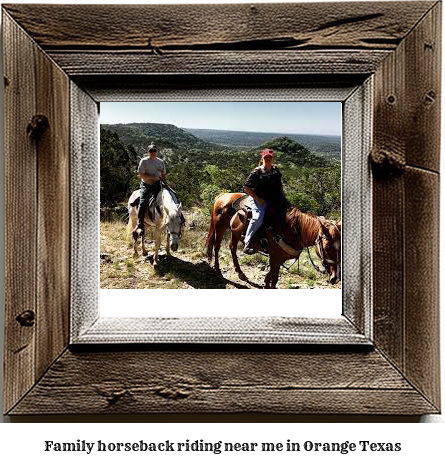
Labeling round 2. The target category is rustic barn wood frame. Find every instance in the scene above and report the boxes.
[2,2,441,415]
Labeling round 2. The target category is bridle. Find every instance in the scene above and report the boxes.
[169,210,185,240]
[314,223,341,276]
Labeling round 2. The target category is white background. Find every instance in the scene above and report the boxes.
[100,289,342,317]
[0,0,444,463]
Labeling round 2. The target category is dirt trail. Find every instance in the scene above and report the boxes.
[100,220,340,290]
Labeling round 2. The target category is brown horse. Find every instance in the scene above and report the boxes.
[206,193,341,288]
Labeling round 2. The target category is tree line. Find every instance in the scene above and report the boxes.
[100,127,341,219]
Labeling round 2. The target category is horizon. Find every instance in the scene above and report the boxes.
[101,121,341,139]
[100,102,342,136]
[181,126,341,138]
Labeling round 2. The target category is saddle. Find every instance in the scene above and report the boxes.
[231,195,270,252]
[232,194,251,213]
[129,188,162,222]
[130,185,181,222]
[231,195,298,256]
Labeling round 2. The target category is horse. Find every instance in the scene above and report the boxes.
[127,187,185,266]
[206,192,341,288]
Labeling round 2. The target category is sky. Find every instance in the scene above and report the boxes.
[100,102,342,136]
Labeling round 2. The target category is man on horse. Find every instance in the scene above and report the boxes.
[134,143,167,235]
[242,148,289,254]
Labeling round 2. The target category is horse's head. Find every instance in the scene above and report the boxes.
[317,219,341,285]
[167,201,185,252]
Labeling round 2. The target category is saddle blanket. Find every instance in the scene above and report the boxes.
[129,186,179,221]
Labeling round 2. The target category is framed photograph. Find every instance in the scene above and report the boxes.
[3,2,440,415]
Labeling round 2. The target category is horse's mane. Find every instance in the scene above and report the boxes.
[286,207,321,244]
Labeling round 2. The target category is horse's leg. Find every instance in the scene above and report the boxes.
[270,267,280,289]
[141,227,148,256]
[267,256,284,289]
[153,227,162,266]
[213,225,227,275]
[264,269,272,289]
[132,234,139,258]
[165,231,171,257]
[230,232,247,281]
[264,253,277,289]
[128,208,140,258]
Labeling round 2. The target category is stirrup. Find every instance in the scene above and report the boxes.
[243,243,255,255]
[259,238,269,250]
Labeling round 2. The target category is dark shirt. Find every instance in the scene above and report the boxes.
[244,166,286,203]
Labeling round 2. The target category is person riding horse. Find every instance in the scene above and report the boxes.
[134,143,167,235]
[243,148,289,254]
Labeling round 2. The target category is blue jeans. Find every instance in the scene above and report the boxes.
[244,197,267,246]
[137,181,161,228]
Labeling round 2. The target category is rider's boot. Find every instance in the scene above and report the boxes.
[243,235,258,254]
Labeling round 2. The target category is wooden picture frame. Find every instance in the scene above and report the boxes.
[2,2,440,415]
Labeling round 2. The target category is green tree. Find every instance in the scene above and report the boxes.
[100,128,139,205]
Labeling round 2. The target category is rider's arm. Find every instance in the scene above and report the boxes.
[160,162,167,183]
[244,169,265,205]
[244,187,265,205]
[138,172,159,183]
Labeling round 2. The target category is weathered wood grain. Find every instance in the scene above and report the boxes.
[372,174,405,369]
[2,2,435,50]
[371,4,441,411]
[70,83,99,341]
[3,13,37,414]
[3,2,441,417]
[372,41,406,369]
[35,46,71,380]
[75,316,370,345]
[370,2,440,174]
[404,2,441,172]
[404,167,440,409]
[9,349,438,415]
[342,81,373,336]
[47,50,391,76]
[79,74,364,102]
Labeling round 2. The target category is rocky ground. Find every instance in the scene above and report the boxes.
[100,212,341,290]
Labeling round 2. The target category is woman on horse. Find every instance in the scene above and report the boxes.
[243,148,289,254]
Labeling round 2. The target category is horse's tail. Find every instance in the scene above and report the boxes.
[206,211,217,263]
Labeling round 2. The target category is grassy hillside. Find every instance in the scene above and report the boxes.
[100,124,341,218]
[102,122,224,156]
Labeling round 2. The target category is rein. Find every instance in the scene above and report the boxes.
[161,184,185,239]
[307,244,326,274]
[312,232,341,274]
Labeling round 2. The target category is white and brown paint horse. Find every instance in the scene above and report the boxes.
[127,187,185,266]
[206,192,341,288]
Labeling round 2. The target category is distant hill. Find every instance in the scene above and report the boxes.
[101,122,223,156]
[100,124,341,215]
[183,128,341,160]
[258,136,328,167]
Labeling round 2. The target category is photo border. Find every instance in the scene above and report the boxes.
[73,84,369,345]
